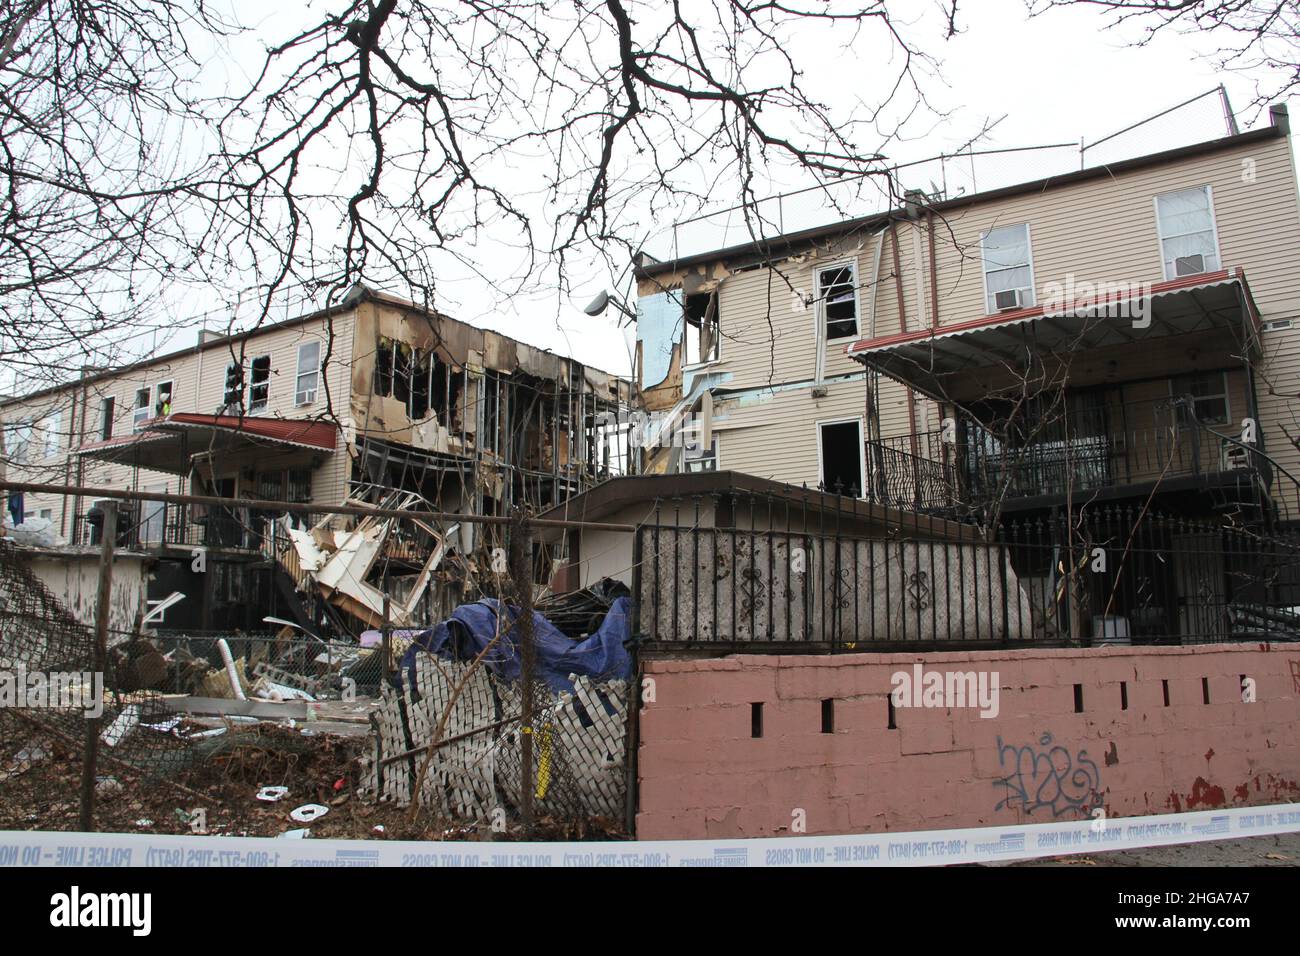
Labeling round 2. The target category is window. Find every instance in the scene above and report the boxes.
[133,387,151,431]
[818,419,864,497]
[153,380,173,418]
[374,337,394,397]
[38,509,52,521]
[684,436,717,473]
[42,410,61,458]
[5,422,32,463]
[1155,186,1220,279]
[223,361,244,411]
[817,263,859,340]
[1172,371,1230,426]
[249,355,271,413]
[981,223,1034,313]
[683,290,720,365]
[295,341,320,405]
[99,397,114,441]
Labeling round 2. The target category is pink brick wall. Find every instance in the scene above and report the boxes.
[635,644,1300,840]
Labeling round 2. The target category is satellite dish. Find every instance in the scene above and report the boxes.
[583,290,610,316]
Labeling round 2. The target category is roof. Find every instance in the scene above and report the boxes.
[844,269,1258,401]
[1,284,630,411]
[635,114,1288,280]
[537,470,986,542]
[76,413,338,474]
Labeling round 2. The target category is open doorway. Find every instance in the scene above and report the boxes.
[818,419,864,497]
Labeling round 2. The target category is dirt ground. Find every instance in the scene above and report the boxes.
[0,722,622,842]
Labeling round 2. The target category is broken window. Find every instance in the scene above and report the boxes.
[409,349,431,420]
[817,263,859,340]
[819,419,863,496]
[99,397,114,441]
[249,355,271,412]
[287,469,312,502]
[375,336,394,397]
[430,353,456,424]
[393,342,413,405]
[482,370,501,452]
[684,436,717,473]
[223,362,244,410]
[684,290,720,366]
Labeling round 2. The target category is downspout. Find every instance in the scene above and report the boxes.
[889,222,921,459]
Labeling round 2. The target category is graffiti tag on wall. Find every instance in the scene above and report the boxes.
[993,732,1103,818]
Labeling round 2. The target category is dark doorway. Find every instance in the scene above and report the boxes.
[819,420,864,496]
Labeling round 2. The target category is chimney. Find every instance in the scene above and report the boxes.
[1270,103,1290,135]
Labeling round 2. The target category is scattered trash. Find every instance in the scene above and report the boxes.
[372,825,385,834]
[134,819,153,828]
[142,716,183,735]
[256,786,290,803]
[1265,852,1293,861]
[100,704,140,748]
[289,803,329,823]
[278,828,311,839]
[95,777,123,801]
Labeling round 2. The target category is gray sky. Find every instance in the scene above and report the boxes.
[125,1,1300,383]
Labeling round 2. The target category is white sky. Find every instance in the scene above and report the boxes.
[104,1,1300,383]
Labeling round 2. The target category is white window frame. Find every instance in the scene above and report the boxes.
[1170,370,1231,426]
[6,421,33,464]
[815,416,867,499]
[1153,185,1222,281]
[295,341,321,406]
[249,354,272,413]
[682,290,722,369]
[99,396,115,441]
[42,410,62,459]
[153,379,174,418]
[132,387,151,431]
[815,260,861,342]
[980,222,1036,314]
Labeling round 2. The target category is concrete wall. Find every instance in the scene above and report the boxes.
[23,549,149,636]
[635,644,1300,840]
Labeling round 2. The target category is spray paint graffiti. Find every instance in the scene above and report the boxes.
[994,732,1103,818]
[1290,659,1300,695]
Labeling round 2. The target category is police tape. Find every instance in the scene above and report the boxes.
[2,802,1299,868]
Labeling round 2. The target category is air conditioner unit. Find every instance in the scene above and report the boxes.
[1221,440,1250,471]
[994,288,1023,311]
[1174,254,1205,277]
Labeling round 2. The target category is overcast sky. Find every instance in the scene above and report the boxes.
[142,0,1298,382]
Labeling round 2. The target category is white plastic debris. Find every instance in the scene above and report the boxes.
[256,786,290,803]
[289,803,329,823]
[101,704,140,747]
[279,828,311,839]
[134,819,153,828]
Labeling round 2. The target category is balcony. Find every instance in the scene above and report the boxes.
[864,391,1271,515]
[71,500,324,554]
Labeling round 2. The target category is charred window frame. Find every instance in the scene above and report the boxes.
[375,336,394,397]
[249,355,271,413]
[683,289,720,366]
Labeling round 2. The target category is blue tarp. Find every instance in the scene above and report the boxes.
[398,597,633,694]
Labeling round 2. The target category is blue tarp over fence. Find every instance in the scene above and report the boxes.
[397,597,633,694]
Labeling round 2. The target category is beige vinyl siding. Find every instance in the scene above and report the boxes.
[1,311,356,532]
[711,376,938,489]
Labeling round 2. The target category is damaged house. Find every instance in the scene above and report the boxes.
[0,285,634,637]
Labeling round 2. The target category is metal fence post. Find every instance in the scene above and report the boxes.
[79,499,116,832]
[509,507,536,829]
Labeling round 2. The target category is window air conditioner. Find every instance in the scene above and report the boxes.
[1174,254,1205,277]
[994,288,1023,311]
